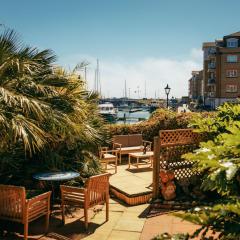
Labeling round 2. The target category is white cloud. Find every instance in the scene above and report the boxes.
[59,49,202,98]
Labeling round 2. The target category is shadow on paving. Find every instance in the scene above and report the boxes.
[0,206,108,240]
[127,167,153,173]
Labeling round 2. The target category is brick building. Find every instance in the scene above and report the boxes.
[188,70,203,102]
[202,31,240,108]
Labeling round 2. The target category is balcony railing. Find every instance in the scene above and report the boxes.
[208,78,216,85]
[208,62,216,69]
[208,92,216,98]
[208,48,216,54]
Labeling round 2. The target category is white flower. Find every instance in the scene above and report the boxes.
[196,147,210,154]
[220,161,238,180]
[194,207,201,212]
[208,154,215,160]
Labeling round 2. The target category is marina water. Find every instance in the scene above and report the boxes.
[116,110,150,124]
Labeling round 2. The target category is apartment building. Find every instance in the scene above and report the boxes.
[202,31,240,108]
[188,70,203,102]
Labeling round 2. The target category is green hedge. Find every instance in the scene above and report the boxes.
[107,109,215,143]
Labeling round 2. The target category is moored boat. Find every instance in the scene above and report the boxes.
[98,102,117,123]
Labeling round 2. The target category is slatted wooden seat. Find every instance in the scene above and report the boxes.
[0,185,51,240]
[60,173,110,230]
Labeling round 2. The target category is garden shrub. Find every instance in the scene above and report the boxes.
[107,109,215,143]
[174,102,240,239]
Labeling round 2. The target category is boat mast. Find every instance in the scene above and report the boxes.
[94,59,101,96]
[124,79,127,99]
[144,80,146,98]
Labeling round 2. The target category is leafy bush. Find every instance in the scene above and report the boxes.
[152,233,189,240]
[175,102,240,239]
[107,109,214,143]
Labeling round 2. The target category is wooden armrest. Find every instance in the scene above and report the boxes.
[100,147,109,151]
[26,191,51,207]
[113,143,122,149]
[143,140,152,144]
[101,149,119,154]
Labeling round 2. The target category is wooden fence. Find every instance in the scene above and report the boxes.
[152,129,201,199]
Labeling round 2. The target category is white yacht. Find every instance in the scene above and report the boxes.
[98,102,117,122]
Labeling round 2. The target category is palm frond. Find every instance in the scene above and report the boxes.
[11,115,49,155]
[72,61,89,73]
[0,87,50,121]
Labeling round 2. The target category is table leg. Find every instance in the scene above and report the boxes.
[128,155,131,169]
[137,157,139,168]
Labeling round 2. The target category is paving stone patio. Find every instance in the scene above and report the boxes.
[109,163,153,195]
[1,197,202,240]
[0,164,203,240]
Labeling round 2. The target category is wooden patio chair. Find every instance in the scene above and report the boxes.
[0,185,51,240]
[60,173,110,230]
[99,147,118,173]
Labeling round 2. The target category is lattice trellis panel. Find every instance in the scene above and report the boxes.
[159,129,200,147]
[159,129,200,180]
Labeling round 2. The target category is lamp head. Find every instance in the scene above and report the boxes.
[164,84,171,95]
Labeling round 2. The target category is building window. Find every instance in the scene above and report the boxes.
[226,84,238,93]
[226,69,238,77]
[227,55,238,63]
[227,38,238,48]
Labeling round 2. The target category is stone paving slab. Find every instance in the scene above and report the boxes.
[109,165,152,195]
[108,230,141,240]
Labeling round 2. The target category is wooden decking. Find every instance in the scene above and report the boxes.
[109,164,153,205]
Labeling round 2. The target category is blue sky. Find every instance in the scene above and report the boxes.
[1,0,240,98]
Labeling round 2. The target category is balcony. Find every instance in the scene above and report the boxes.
[208,48,216,54]
[208,62,216,69]
[207,92,216,98]
[208,78,216,85]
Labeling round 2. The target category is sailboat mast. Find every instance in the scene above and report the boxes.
[144,80,146,98]
[124,79,127,99]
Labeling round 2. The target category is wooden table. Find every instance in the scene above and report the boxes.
[128,151,153,169]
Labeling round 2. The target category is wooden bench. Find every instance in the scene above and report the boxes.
[113,134,152,163]
[0,185,51,240]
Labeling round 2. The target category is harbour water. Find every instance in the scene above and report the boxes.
[116,110,151,124]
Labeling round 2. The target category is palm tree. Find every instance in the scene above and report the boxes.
[0,29,106,184]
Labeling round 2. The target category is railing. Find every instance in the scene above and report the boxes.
[208,48,216,54]
[207,92,215,97]
[208,78,216,84]
[208,62,216,69]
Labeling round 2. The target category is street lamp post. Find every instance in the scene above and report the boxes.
[164,84,171,108]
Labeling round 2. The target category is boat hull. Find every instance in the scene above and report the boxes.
[101,113,117,123]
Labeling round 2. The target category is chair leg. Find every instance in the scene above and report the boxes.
[106,198,109,222]
[24,222,28,240]
[84,207,88,230]
[61,203,65,225]
[115,158,117,173]
[45,213,50,233]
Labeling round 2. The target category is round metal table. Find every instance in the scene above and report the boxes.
[33,171,80,181]
[33,171,80,204]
